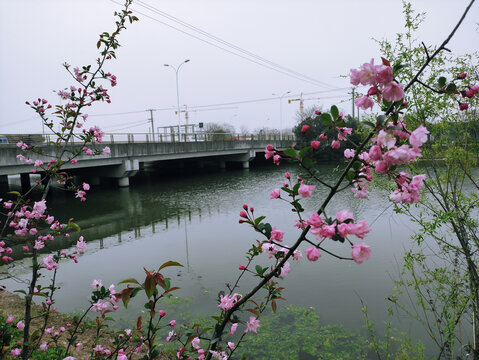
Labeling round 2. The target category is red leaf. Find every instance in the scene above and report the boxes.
[136,316,142,330]
[381,57,391,67]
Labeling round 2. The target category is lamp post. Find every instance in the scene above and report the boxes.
[164,59,190,141]
[272,91,290,140]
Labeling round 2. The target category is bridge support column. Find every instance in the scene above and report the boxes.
[118,177,130,187]
[242,161,250,169]
[20,173,30,193]
[0,175,8,185]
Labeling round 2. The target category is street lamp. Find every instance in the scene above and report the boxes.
[164,59,190,141]
[272,91,290,140]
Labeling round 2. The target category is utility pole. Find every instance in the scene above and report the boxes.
[288,92,304,122]
[148,109,155,140]
[351,88,356,120]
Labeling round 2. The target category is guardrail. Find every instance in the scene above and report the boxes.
[0,133,296,145]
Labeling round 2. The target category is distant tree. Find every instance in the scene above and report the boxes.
[204,122,235,141]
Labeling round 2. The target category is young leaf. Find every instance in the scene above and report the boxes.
[158,261,183,271]
[330,105,339,119]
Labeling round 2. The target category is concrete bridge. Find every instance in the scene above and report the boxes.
[0,133,294,188]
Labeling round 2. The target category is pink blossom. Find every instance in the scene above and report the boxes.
[76,236,86,253]
[117,349,128,360]
[351,242,372,264]
[344,149,355,158]
[71,159,78,164]
[376,130,396,149]
[311,140,321,149]
[264,144,275,159]
[382,82,405,102]
[11,348,21,357]
[270,227,284,242]
[34,159,43,167]
[375,161,388,174]
[169,320,177,327]
[458,72,467,79]
[319,133,327,140]
[218,293,241,311]
[298,182,315,198]
[293,250,302,260]
[349,221,372,239]
[336,210,354,223]
[6,315,14,324]
[376,66,393,84]
[91,279,102,289]
[82,182,90,191]
[354,96,374,110]
[238,264,246,270]
[279,261,291,278]
[301,125,310,133]
[319,224,336,239]
[459,103,469,111]
[270,188,281,199]
[305,247,321,262]
[369,145,382,161]
[331,140,340,149]
[42,255,59,270]
[273,154,281,166]
[227,342,235,350]
[230,323,238,335]
[307,213,322,228]
[102,146,111,155]
[409,125,429,149]
[337,223,353,238]
[17,321,25,330]
[245,316,260,333]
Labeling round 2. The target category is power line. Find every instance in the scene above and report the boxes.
[134,0,339,89]
[108,0,339,88]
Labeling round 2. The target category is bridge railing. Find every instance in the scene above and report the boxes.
[0,133,296,145]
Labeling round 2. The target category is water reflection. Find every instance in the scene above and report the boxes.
[1,164,423,342]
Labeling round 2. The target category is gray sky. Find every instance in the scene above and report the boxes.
[0,0,477,135]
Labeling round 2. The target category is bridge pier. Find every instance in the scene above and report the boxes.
[0,175,8,185]
[20,173,30,193]
[242,161,250,169]
[118,177,130,187]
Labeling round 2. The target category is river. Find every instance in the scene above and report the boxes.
[1,162,423,351]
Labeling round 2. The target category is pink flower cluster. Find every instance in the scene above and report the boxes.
[348,124,429,203]
[351,58,405,110]
[0,241,13,263]
[264,144,281,165]
[218,293,242,311]
[305,210,372,264]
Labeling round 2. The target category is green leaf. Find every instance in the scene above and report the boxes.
[158,261,183,271]
[292,182,301,194]
[254,216,266,225]
[376,115,386,126]
[298,146,311,158]
[283,148,297,158]
[330,105,339,119]
[263,223,272,238]
[363,121,376,128]
[437,76,447,88]
[320,113,332,125]
[144,275,156,299]
[118,278,140,285]
[8,191,21,197]
[255,265,264,275]
[302,157,314,169]
[445,83,457,94]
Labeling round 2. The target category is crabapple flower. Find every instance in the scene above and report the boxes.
[16,321,25,330]
[409,125,429,149]
[298,182,315,198]
[264,144,275,159]
[336,210,354,223]
[245,316,260,333]
[354,96,374,110]
[382,82,405,102]
[344,149,355,158]
[218,293,241,311]
[169,320,176,327]
[76,236,86,253]
[6,315,14,324]
[270,188,281,199]
[331,140,340,149]
[82,182,90,191]
[11,349,21,357]
[351,242,372,264]
[103,146,111,155]
[91,279,103,289]
[228,342,235,350]
[230,323,238,335]
[279,261,291,278]
[305,247,321,262]
[269,227,284,242]
[301,125,310,133]
[311,140,321,149]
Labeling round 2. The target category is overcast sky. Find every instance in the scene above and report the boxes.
[0,0,477,135]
